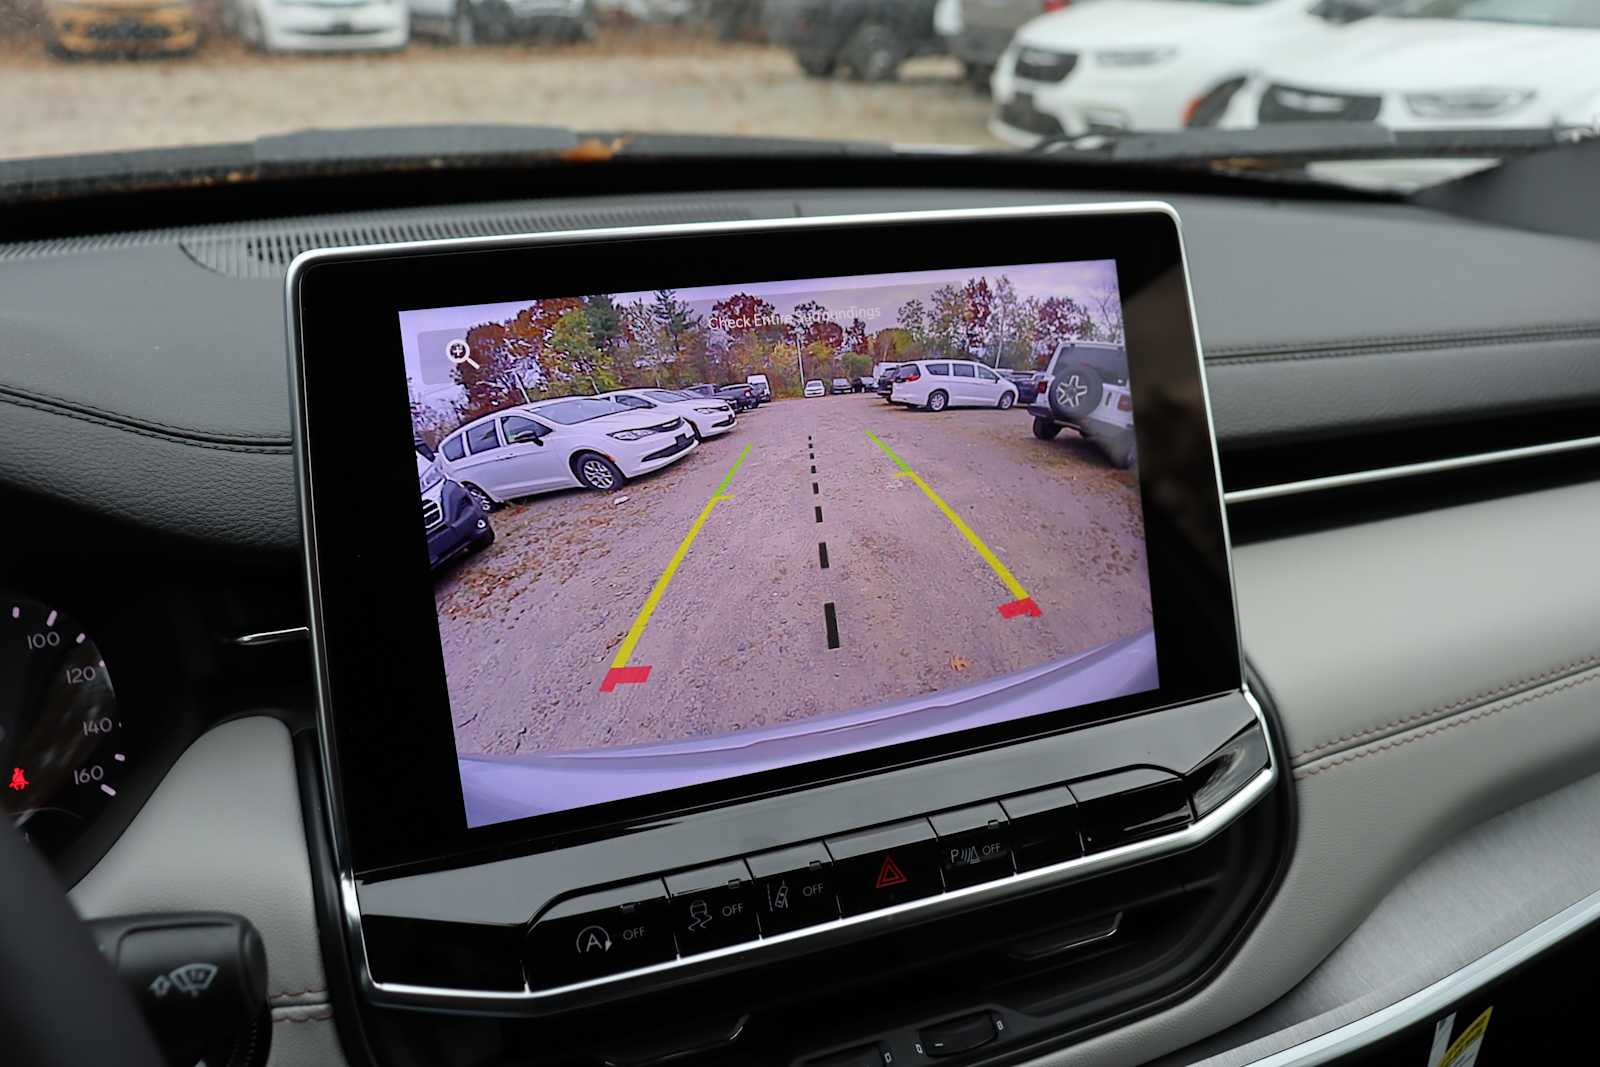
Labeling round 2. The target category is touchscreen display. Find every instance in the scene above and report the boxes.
[400,261,1158,829]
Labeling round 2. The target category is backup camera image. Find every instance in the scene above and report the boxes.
[400,261,1158,829]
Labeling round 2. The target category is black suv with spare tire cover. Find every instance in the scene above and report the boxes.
[764,0,944,82]
[1028,341,1138,469]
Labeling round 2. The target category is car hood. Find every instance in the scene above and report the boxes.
[1258,16,1600,97]
[574,408,686,433]
[1015,0,1306,50]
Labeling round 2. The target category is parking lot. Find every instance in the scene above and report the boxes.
[0,33,993,160]
[436,394,1151,758]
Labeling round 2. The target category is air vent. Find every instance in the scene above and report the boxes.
[180,203,762,278]
[0,199,772,278]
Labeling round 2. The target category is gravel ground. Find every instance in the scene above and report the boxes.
[0,31,999,160]
[435,395,1152,757]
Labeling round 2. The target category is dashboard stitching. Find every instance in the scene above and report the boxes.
[0,391,293,454]
[0,383,289,443]
[1293,667,1600,780]
[1292,651,1600,761]
[272,1012,335,1025]
[0,383,290,445]
[1207,323,1600,365]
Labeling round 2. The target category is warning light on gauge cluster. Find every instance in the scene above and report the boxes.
[8,767,28,791]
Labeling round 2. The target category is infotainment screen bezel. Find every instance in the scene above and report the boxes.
[288,204,1240,878]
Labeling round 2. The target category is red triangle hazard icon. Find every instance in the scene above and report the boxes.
[874,854,909,890]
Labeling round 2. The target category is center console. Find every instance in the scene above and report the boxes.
[287,204,1286,1065]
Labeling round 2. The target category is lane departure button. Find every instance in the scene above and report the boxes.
[747,842,839,935]
[665,860,759,955]
[929,802,1013,889]
[826,818,941,914]
[525,879,674,988]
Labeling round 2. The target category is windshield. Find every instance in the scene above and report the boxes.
[530,398,620,425]
[1,0,1590,193]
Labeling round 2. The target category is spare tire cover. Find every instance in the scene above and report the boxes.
[1049,363,1103,420]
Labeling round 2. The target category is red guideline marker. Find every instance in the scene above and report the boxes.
[998,597,1042,620]
[599,665,652,693]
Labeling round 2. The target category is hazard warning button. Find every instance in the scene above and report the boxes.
[825,818,942,915]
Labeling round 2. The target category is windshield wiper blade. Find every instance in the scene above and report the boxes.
[1035,122,1600,167]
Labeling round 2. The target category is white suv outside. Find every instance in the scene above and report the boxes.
[890,359,1019,412]
[437,396,697,504]
[1027,341,1136,468]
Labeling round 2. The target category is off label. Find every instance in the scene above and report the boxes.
[950,840,1006,866]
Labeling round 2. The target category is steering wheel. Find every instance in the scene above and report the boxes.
[0,820,165,1067]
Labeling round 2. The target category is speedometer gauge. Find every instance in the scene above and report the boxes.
[1,592,128,856]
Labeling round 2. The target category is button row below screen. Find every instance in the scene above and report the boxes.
[524,769,1193,989]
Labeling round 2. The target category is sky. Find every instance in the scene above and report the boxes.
[399,258,1119,403]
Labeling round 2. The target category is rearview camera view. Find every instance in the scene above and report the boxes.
[400,260,1158,829]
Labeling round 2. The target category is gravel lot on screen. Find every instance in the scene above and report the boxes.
[435,395,1152,757]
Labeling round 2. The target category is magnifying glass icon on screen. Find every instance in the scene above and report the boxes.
[445,338,479,371]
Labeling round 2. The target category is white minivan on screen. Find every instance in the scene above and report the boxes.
[437,396,697,504]
[597,388,738,440]
[890,359,1020,412]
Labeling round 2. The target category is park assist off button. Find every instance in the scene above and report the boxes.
[930,802,1014,890]
[827,818,941,915]
[525,879,674,988]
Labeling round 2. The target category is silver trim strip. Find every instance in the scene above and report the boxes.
[284,203,1270,1014]
[232,625,311,647]
[1244,884,1600,1067]
[1224,432,1600,505]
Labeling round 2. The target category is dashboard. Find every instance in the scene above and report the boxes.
[4,154,1600,1067]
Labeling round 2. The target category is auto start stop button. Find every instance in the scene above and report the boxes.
[524,879,674,988]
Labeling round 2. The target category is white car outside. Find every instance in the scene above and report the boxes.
[890,359,1020,412]
[436,396,697,503]
[804,379,826,397]
[227,0,409,50]
[989,0,1377,143]
[599,388,738,440]
[1216,0,1600,189]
